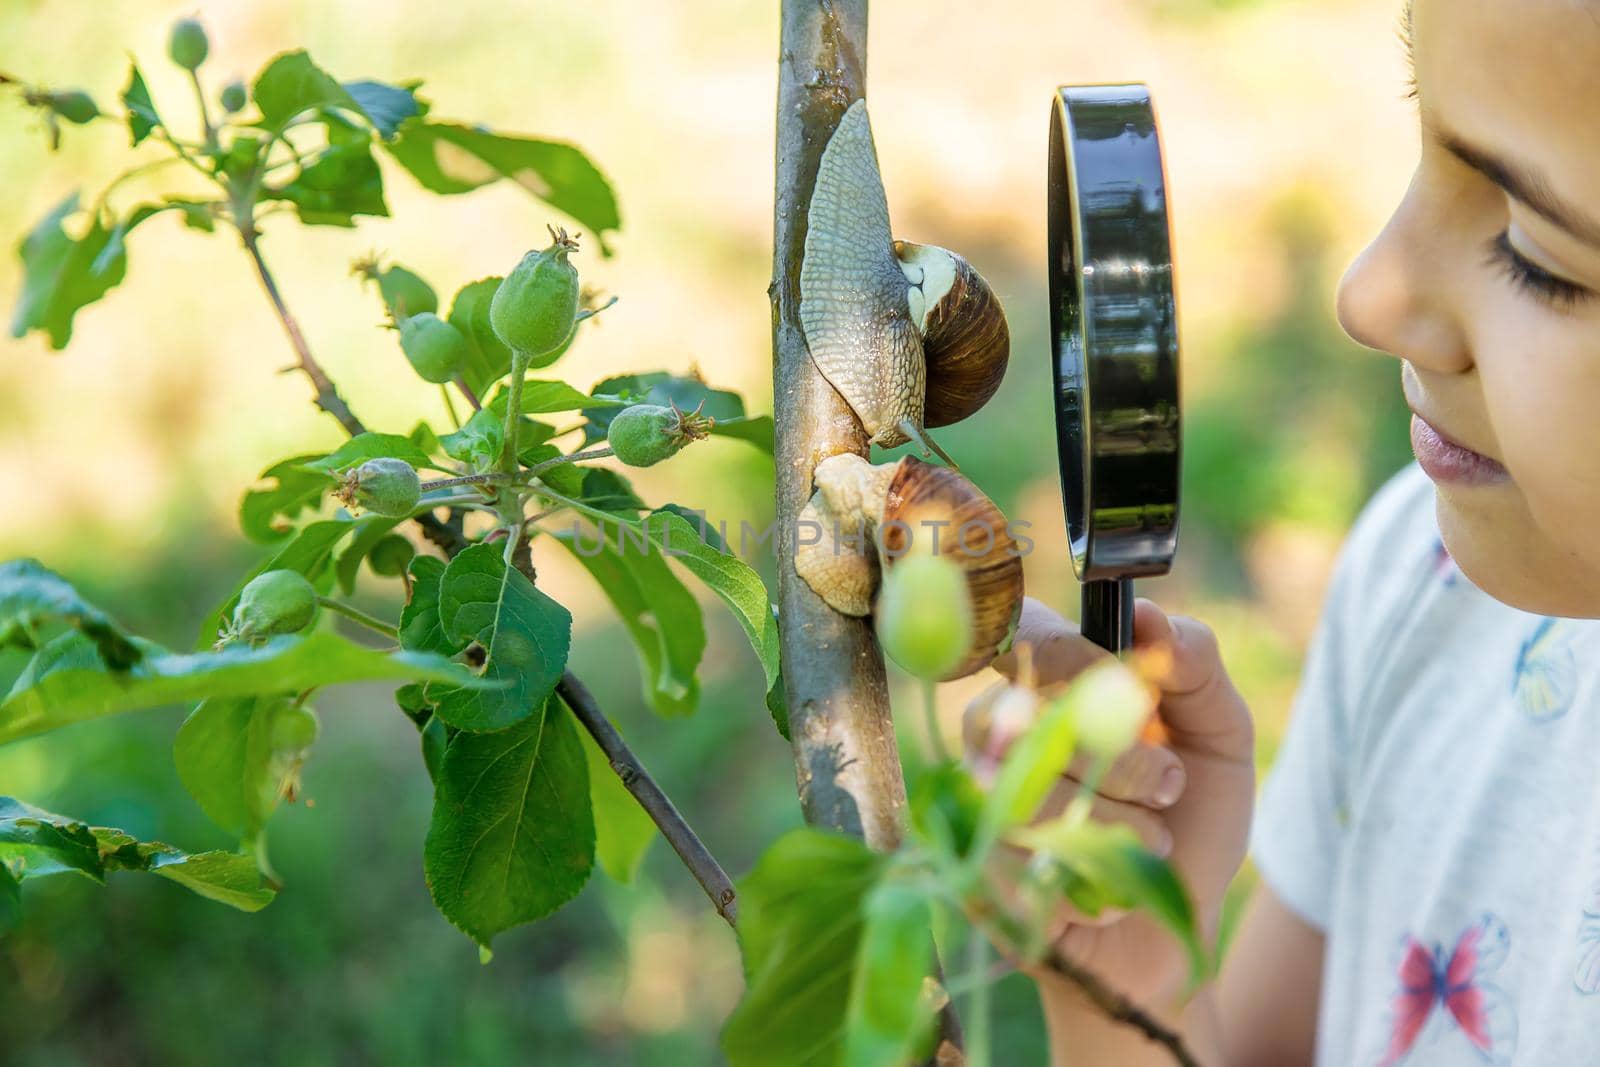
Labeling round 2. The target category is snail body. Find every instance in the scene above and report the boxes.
[794,453,1025,680]
[799,100,1010,464]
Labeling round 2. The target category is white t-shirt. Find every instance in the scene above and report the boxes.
[1249,460,1600,1066]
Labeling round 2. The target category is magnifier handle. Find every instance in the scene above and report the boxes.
[1081,577,1134,656]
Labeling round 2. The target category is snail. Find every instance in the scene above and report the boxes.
[794,452,1025,680]
[798,99,1010,466]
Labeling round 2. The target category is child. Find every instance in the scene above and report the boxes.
[997,0,1600,1062]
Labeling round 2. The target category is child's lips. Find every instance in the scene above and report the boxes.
[1409,411,1511,487]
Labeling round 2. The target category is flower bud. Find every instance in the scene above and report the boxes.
[220,80,247,114]
[168,18,209,72]
[228,570,318,645]
[338,457,421,518]
[490,227,581,358]
[1068,657,1158,759]
[48,90,98,125]
[606,403,714,467]
[876,553,972,680]
[271,704,320,754]
[398,312,470,384]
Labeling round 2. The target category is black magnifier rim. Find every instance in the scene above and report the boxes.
[1048,83,1182,583]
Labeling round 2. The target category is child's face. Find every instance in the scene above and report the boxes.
[1335,0,1600,617]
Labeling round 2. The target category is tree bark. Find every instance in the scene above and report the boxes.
[771,2,965,1061]
[771,0,906,853]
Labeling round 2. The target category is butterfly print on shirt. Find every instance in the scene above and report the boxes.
[1574,845,1600,994]
[1377,913,1517,1066]
[1512,618,1579,722]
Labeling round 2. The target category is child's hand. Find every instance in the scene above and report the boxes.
[971,596,1257,1006]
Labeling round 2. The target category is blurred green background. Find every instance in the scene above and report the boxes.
[0,0,1418,1062]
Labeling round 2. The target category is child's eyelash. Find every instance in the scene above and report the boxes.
[1485,231,1594,311]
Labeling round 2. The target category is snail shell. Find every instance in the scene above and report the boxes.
[894,241,1011,428]
[797,452,1025,681]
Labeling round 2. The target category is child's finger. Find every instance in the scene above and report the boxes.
[1131,597,1254,760]
[1064,741,1186,810]
[992,596,1113,686]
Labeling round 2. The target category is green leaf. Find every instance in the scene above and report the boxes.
[709,415,775,455]
[196,519,357,648]
[438,407,504,471]
[642,509,780,694]
[121,64,160,145]
[972,693,1077,861]
[575,468,645,516]
[419,713,449,784]
[265,115,387,227]
[486,380,629,417]
[399,555,450,655]
[0,629,488,745]
[165,197,218,232]
[518,443,584,499]
[424,697,594,948]
[843,879,939,1067]
[251,50,362,131]
[907,760,984,861]
[766,665,790,741]
[722,829,888,1066]
[0,797,100,879]
[11,193,130,349]
[342,79,422,140]
[1,798,275,913]
[552,529,704,718]
[299,432,440,476]
[426,544,572,732]
[574,710,656,883]
[239,453,331,542]
[581,371,748,446]
[446,277,515,397]
[0,862,20,932]
[332,515,405,594]
[174,695,305,838]
[385,121,621,254]
[0,558,141,670]
[1010,818,1208,990]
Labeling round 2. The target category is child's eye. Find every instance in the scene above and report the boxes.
[1484,230,1595,312]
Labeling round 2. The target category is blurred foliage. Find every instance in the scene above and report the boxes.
[0,0,1425,1061]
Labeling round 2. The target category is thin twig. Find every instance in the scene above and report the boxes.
[240,225,368,437]
[557,672,739,927]
[1041,949,1201,1067]
[420,473,506,492]
[317,596,400,640]
[527,445,613,479]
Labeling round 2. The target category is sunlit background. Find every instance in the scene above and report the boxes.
[0,0,1419,1061]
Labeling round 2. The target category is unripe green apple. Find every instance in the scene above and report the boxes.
[876,554,972,680]
[168,18,209,72]
[398,312,470,384]
[230,570,318,644]
[490,227,581,358]
[340,457,421,518]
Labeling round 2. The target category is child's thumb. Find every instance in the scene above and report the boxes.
[1131,597,1254,761]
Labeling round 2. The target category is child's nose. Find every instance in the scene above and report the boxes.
[1334,176,1472,375]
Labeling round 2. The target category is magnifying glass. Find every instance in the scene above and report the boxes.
[1048,84,1182,656]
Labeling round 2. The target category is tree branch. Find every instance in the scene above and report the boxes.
[773,1,963,1060]
[773,0,905,864]
[240,226,368,438]
[1042,949,1202,1067]
[558,672,738,926]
